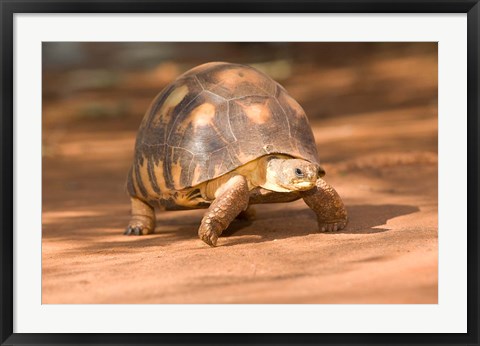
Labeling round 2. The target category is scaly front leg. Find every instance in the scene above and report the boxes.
[198,175,250,246]
[301,178,348,232]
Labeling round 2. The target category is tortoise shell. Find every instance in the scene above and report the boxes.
[128,62,320,199]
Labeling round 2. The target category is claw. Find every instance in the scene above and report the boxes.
[200,232,217,247]
[124,225,146,236]
[209,234,218,247]
[319,221,346,233]
[199,221,219,247]
[207,239,216,247]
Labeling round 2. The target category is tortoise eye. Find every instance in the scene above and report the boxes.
[295,168,304,177]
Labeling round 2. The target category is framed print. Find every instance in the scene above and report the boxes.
[1,1,479,345]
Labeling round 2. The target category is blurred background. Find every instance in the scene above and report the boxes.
[43,42,437,128]
[42,43,438,304]
[42,42,438,163]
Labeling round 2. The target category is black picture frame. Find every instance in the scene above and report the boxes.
[1,1,479,345]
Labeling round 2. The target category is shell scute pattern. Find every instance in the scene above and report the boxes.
[195,63,277,100]
[276,88,318,159]
[129,62,320,201]
[141,77,204,146]
[167,92,234,153]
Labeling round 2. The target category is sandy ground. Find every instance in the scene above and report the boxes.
[42,45,438,304]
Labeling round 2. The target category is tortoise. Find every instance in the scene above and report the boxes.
[125,62,347,246]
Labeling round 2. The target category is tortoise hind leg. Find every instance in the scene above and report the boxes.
[124,197,155,235]
[301,178,348,232]
[198,175,250,247]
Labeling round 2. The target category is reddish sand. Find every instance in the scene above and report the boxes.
[42,46,438,303]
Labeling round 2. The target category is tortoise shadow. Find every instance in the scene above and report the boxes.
[42,203,419,251]
[220,203,420,247]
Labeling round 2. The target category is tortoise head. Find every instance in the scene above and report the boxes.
[267,156,325,191]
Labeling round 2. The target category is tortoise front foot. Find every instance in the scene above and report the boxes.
[301,178,348,233]
[318,219,348,232]
[198,220,222,247]
[198,175,250,247]
[124,197,155,236]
